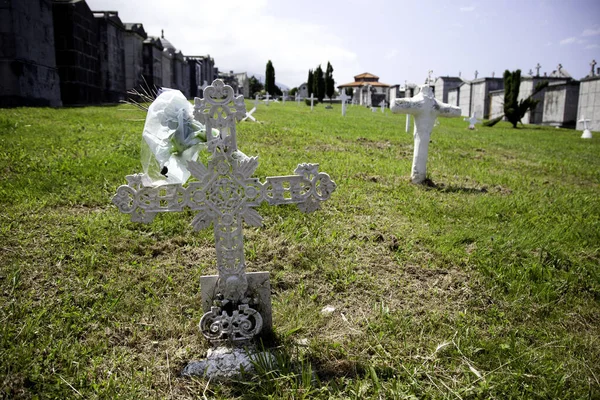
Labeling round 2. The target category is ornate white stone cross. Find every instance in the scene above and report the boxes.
[464,112,481,130]
[113,79,336,343]
[340,90,349,116]
[391,85,462,183]
[579,116,592,139]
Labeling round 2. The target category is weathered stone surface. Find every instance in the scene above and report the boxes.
[0,0,61,107]
[577,76,600,132]
[542,81,580,129]
[52,0,101,105]
[94,11,126,103]
[181,346,273,380]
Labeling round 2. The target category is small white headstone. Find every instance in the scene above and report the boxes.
[380,99,387,113]
[310,93,314,111]
[579,116,592,139]
[264,92,270,106]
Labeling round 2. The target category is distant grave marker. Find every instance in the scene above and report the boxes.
[464,112,481,130]
[263,92,270,106]
[579,116,592,139]
[340,90,349,116]
[241,94,260,123]
[380,99,387,113]
[113,79,336,379]
[391,85,461,184]
[310,93,315,111]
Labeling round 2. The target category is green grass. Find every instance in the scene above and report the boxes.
[1,101,599,399]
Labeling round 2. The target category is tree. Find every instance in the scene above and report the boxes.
[325,61,335,103]
[265,60,276,96]
[289,87,298,96]
[307,69,314,97]
[485,69,549,128]
[314,64,325,102]
[248,75,264,98]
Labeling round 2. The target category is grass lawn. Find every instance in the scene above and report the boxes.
[1,100,599,399]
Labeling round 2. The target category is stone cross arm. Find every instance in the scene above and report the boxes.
[112,161,336,228]
[392,96,461,118]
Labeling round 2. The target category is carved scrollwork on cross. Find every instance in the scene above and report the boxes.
[199,304,263,341]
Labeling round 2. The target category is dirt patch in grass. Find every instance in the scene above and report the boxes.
[356,137,393,150]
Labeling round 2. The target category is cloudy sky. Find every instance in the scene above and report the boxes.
[87,0,600,88]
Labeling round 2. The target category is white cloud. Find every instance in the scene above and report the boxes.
[384,49,398,60]
[460,6,475,12]
[585,44,600,49]
[582,27,600,36]
[86,0,359,87]
[559,37,577,45]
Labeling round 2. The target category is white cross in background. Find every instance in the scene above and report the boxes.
[464,112,481,130]
[391,86,462,183]
[340,90,349,117]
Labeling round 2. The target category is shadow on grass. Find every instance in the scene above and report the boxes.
[193,331,369,399]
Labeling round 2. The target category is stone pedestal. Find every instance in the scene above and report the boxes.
[200,272,272,334]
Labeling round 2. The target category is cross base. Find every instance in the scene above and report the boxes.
[581,129,592,139]
[181,344,273,380]
[200,272,272,341]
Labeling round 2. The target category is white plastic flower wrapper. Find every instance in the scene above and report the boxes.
[140,89,206,186]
